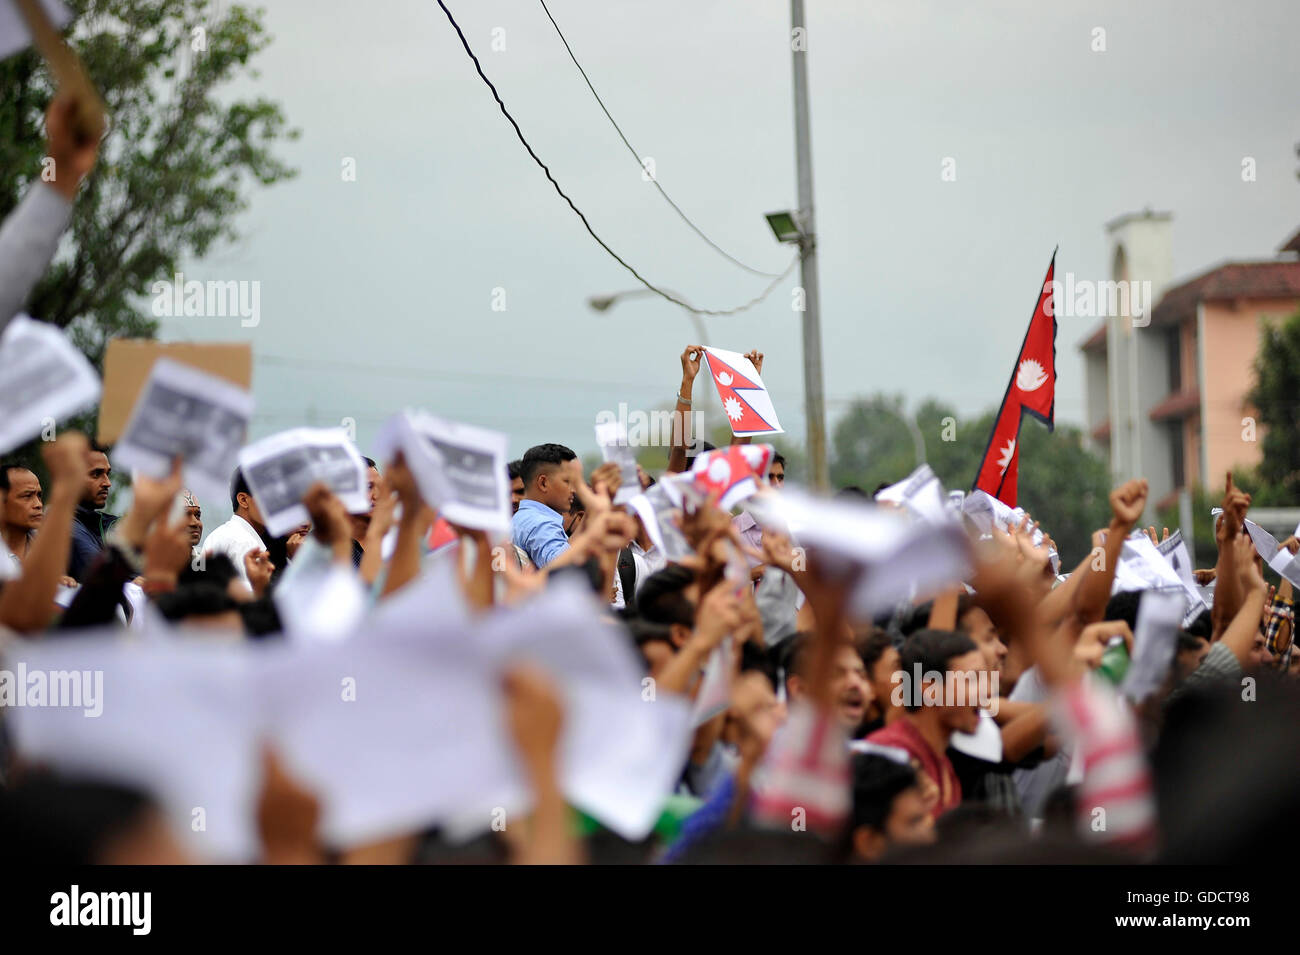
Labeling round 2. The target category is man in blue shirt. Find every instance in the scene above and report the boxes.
[511,443,578,568]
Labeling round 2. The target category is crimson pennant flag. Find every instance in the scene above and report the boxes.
[972,250,1057,507]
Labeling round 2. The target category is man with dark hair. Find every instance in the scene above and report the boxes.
[201,467,270,591]
[636,565,698,650]
[507,459,525,515]
[154,583,243,632]
[768,453,786,488]
[781,630,873,732]
[865,629,984,818]
[348,457,382,567]
[510,443,577,568]
[627,618,677,678]
[67,440,116,581]
[858,628,901,734]
[0,461,42,565]
[848,752,935,861]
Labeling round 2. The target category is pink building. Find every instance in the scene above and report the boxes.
[1081,223,1300,512]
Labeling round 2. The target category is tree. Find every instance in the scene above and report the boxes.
[0,0,297,365]
[1244,307,1300,504]
[830,394,1111,568]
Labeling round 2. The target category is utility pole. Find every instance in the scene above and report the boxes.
[790,0,828,489]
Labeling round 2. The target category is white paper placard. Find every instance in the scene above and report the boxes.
[750,488,971,620]
[0,314,100,454]
[1121,588,1185,703]
[374,410,510,534]
[5,580,693,858]
[594,419,641,505]
[875,463,953,526]
[238,427,369,537]
[112,357,252,506]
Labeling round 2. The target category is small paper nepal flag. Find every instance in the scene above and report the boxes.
[972,252,1057,507]
[690,444,772,511]
[701,347,783,437]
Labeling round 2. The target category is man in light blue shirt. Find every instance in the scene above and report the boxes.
[511,443,578,568]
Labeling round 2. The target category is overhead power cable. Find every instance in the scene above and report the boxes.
[435,0,799,317]
[536,0,784,279]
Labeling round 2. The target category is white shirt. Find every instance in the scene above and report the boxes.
[201,514,264,588]
[630,539,665,593]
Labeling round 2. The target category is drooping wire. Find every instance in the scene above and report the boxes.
[434,0,800,317]
[536,0,784,279]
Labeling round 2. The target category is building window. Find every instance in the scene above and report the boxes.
[1167,330,1182,393]
[1169,422,1185,491]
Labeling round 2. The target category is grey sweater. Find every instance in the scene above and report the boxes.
[0,183,73,332]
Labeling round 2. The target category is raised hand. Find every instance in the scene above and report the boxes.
[255,745,322,865]
[385,451,422,515]
[680,345,704,385]
[118,456,184,550]
[1108,478,1148,531]
[302,482,353,562]
[41,432,88,488]
[1073,620,1133,671]
[694,579,743,651]
[1217,472,1251,543]
[43,92,100,201]
[744,349,765,375]
[244,549,275,598]
[588,461,622,503]
[142,511,193,585]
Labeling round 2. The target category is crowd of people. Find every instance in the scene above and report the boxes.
[2,96,1299,869]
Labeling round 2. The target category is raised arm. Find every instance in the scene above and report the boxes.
[1067,479,1147,626]
[380,453,434,599]
[0,95,98,330]
[1211,473,1250,641]
[666,345,703,474]
[1218,533,1267,668]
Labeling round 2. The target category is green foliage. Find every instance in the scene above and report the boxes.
[0,0,297,366]
[1155,484,1219,569]
[830,394,1111,568]
[1245,307,1300,504]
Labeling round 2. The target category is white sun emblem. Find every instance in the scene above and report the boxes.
[1016,359,1048,392]
[996,437,1016,475]
[724,396,744,422]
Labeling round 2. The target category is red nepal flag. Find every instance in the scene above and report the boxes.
[701,348,783,437]
[427,517,458,553]
[972,251,1057,507]
[691,445,761,511]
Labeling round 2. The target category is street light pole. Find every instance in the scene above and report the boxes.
[790,0,828,490]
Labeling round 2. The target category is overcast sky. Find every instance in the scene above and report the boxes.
[159,0,1298,475]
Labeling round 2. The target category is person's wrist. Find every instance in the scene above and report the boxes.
[144,565,178,586]
[42,152,82,201]
[49,483,79,508]
[117,514,152,551]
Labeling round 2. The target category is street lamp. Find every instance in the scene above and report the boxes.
[585,288,709,345]
[765,210,806,245]
[586,288,711,434]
